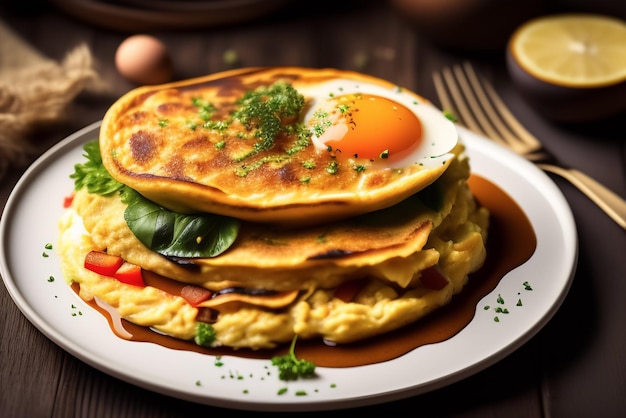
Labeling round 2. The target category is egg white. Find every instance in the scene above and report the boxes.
[298,79,458,169]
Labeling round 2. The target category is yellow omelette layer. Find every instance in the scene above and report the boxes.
[57,145,488,349]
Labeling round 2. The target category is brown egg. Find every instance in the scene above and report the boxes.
[115,35,174,85]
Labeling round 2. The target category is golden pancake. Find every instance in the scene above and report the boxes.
[100,67,458,225]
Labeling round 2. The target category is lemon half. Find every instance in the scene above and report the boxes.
[509,14,626,88]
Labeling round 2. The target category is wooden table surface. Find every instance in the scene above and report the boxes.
[1,1,625,417]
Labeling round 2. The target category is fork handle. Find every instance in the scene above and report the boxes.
[538,164,626,229]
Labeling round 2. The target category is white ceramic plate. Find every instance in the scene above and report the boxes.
[0,121,577,411]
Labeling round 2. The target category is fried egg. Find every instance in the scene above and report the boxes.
[300,78,457,169]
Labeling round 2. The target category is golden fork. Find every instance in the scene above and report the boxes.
[433,61,626,230]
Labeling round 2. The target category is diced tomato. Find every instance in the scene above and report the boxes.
[63,193,74,208]
[84,251,144,287]
[420,266,449,290]
[84,251,124,276]
[113,262,145,287]
[334,279,365,303]
[181,285,212,306]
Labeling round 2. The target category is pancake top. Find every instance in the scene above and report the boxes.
[100,67,458,225]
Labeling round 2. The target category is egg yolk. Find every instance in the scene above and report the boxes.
[312,93,423,160]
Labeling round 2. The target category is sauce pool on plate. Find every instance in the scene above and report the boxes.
[78,174,536,367]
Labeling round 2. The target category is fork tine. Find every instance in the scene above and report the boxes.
[460,62,521,148]
[433,67,479,134]
[461,62,543,153]
[435,62,544,155]
[477,71,543,152]
[436,63,626,229]
[432,70,456,121]
[434,67,487,137]
[432,69,466,126]
[451,64,505,144]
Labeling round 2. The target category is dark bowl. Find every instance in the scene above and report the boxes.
[506,44,626,124]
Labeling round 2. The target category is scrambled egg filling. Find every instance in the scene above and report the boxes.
[57,145,488,350]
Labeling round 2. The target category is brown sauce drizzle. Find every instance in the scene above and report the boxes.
[79,174,536,367]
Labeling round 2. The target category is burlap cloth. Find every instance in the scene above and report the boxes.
[0,20,103,181]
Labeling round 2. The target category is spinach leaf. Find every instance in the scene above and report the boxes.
[122,188,240,258]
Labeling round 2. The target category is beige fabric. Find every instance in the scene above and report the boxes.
[0,21,102,180]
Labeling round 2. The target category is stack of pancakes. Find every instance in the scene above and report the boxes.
[57,67,489,350]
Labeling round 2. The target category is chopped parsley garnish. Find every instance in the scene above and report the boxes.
[302,160,316,169]
[271,335,316,381]
[192,97,217,121]
[443,110,457,122]
[337,104,350,113]
[232,81,306,160]
[184,84,311,165]
[285,125,312,155]
[234,155,288,177]
[326,160,339,174]
[195,322,217,347]
[311,110,332,137]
